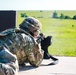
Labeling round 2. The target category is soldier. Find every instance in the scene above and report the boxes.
[19,17,58,66]
[0,16,44,69]
[0,46,19,75]
[19,17,44,66]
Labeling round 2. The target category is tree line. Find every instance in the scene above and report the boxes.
[52,11,76,20]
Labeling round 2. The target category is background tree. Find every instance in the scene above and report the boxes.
[73,15,76,20]
[60,13,65,19]
[20,13,28,18]
[64,15,71,19]
[52,11,58,18]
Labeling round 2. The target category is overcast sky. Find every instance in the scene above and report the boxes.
[0,0,76,10]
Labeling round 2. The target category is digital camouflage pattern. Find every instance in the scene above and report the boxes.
[0,28,44,67]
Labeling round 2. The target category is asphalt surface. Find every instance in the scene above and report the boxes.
[18,57,76,75]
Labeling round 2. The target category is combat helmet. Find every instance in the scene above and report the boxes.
[19,17,42,37]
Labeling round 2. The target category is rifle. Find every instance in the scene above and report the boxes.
[36,33,59,65]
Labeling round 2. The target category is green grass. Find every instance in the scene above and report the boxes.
[17,10,76,56]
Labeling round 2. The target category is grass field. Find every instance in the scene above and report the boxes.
[17,10,76,56]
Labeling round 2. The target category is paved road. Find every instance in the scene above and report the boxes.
[18,57,76,75]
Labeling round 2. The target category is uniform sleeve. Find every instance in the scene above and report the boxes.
[28,43,44,67]
[0,47,17,63]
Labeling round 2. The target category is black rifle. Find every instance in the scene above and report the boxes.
[36,33,59,65]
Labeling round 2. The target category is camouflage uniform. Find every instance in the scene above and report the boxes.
[0,46,19,75]
[0,28,44,67]
[19,17,44,66]
[0,17,44,74]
